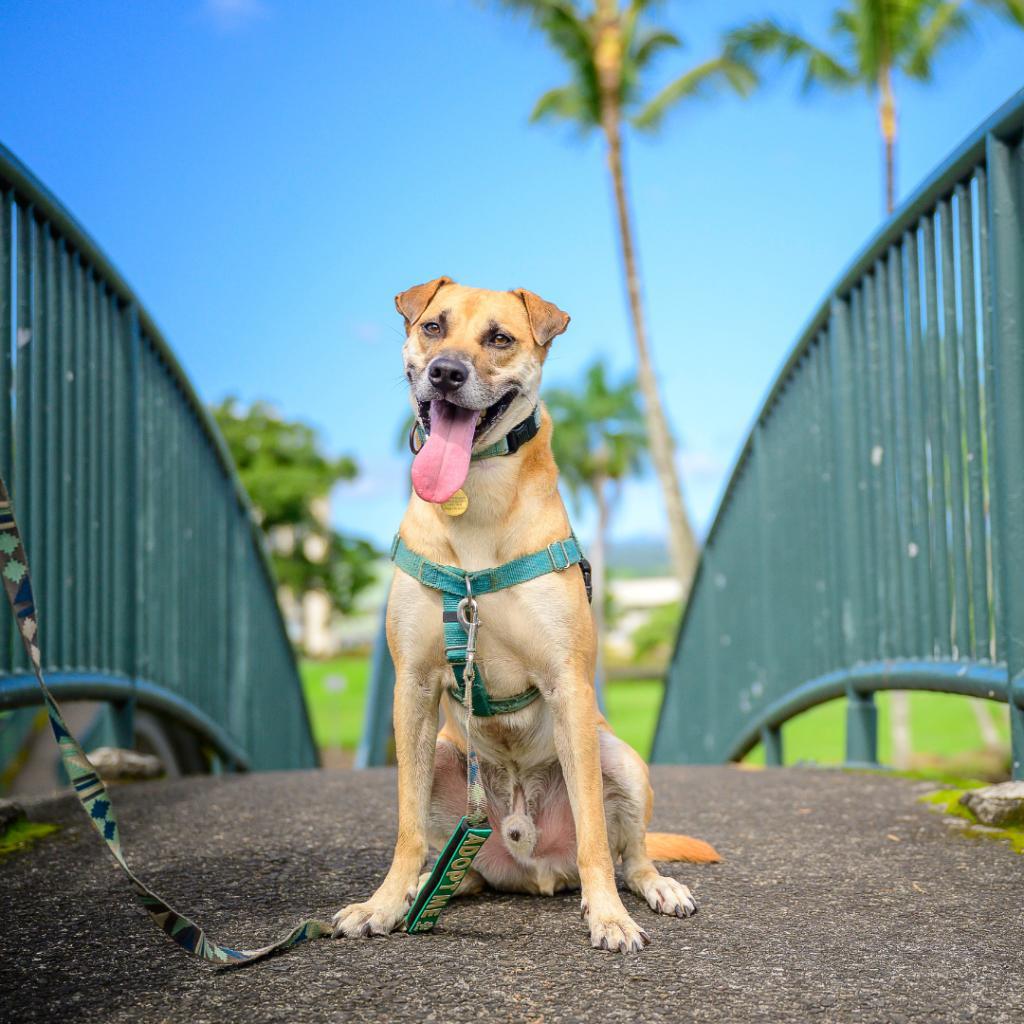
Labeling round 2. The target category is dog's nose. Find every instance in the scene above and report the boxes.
[427,355,468,394]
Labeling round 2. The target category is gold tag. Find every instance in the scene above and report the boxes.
[441,489,469,516]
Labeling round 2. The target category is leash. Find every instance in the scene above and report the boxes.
[0,477,332,966]
[404,577,491,932]
[395,531,589,931]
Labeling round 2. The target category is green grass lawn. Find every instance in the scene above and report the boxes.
[301,657,1011,775]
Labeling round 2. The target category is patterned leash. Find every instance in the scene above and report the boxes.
[0,477,332,965]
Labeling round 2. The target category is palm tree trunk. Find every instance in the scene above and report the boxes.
[594,6,699,589]
[878,65,897,215]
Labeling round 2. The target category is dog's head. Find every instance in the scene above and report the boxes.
[397,277,570,504]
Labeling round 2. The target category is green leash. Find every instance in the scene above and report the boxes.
[394,530,589,932]
[0,478,332,966]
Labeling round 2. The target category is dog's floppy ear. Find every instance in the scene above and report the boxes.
[395,277,452,328]
[512,288,570,346]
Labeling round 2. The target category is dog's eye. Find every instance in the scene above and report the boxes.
[422,321,441,336]
[490,333,513,347]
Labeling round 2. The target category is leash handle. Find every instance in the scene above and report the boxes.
[0,478,332,966]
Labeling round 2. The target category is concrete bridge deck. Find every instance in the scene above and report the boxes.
[3,766,1022,1023]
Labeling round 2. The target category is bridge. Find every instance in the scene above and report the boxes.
[1,87,1023,1024]
[0,142,317,783]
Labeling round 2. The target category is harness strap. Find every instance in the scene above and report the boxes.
[391,533,585,718]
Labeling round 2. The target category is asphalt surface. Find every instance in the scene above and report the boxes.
[3,766,1022,1024]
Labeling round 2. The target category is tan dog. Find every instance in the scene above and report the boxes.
[333,278,719,953]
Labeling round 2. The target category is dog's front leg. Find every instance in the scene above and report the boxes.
[332,665,440,938]
[549,670,649,953]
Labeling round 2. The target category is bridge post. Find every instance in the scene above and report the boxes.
[986,133,1024,780]
[355,610,395,768]
[760,725,783,767]
[829,297,880,767]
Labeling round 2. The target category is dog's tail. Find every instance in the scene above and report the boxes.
[645,832,722,864]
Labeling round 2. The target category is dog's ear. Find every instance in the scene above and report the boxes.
[395,277,452,329]
[511,289,570,346]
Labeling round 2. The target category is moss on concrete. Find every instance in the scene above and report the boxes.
[920,787,1024,854]
[0,819,59,856]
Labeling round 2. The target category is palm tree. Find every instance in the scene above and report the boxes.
[547,360,648,693]
[726,0,1024,214]
[494,0,756,590]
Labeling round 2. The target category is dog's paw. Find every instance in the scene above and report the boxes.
[331,898,406,939]
[588,910,650,953]
[641,875,697,918]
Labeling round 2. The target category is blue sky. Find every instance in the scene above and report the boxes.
[2,0,1023,551]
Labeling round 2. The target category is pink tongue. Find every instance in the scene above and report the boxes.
[411,400,480,504]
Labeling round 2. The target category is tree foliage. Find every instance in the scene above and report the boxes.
[726,0,1024,93]
[546,360,647,510]
[212,397,377,615]
[498,0,757,132]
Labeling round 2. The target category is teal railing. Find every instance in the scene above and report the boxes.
[0,144,317,773]
[653,90,1024,779]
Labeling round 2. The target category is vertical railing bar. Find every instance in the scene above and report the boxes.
[98,284,113,673]
[851,286,876,663]
[956,179,989,660]
[985,132,1024,778]
[939,197,971,658]
[72,255,87,670]
[922,214,952,655]
[0,190,12,673]
[874,257,903,657]
[903,230,932,657]
[820,321,843,676]
[58,240,73,669]
[864,272,888,655]
[86,271,101,670]
[888,244,916,656]
[43,228,59,665]
[28,221,47,651]
[12,205,31,673]
[976,166,1000,664]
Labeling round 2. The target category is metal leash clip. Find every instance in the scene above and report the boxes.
[456,576,481,684]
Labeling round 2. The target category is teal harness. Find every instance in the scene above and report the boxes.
[394,529,590,933]
[390,533,588,717]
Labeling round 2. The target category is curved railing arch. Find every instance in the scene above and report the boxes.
[653,90,1024,779]
[0,143,317,772]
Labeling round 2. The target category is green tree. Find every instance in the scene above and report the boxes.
[546,360,647,685]
[494,0,755,591]
[726,0,1024,214]
[212,398,377,622]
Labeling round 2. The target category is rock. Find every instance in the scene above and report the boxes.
[959,781,1024,828]
[86,747,164,781]
[0,798,25,830]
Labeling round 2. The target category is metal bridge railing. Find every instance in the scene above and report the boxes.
[653,90,1024,779]
[0,144,318,773]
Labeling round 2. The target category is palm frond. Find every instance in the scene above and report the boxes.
[979,0,1024,26]
[725,19,858,92]
[530,84,591,124]
[631,55,758,131]
[903,1,969,79]
[632,28,682,69]
[490,0,601,125]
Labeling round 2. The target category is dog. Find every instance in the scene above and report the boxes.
[332,278,719,953]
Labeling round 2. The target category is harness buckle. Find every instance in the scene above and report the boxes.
[547,540,570,572]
